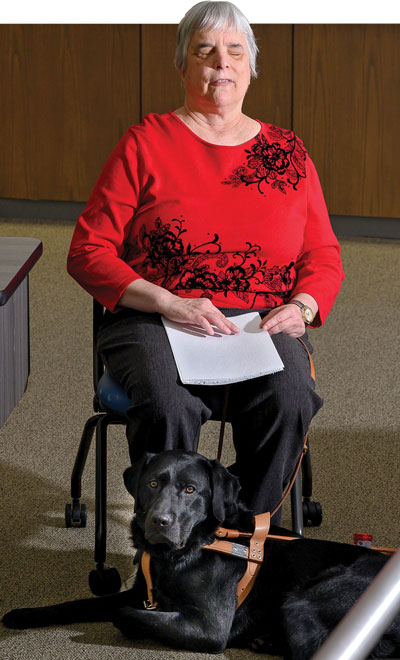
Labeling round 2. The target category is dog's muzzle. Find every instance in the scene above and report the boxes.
[145,509,184,548]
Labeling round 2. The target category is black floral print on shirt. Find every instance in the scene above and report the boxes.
[222,125,307,195]
[131,217,295,308]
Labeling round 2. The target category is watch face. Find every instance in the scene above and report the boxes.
[304,307,314,322]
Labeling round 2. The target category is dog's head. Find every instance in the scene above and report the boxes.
[123,450,241,551]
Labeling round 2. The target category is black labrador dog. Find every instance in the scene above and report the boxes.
[2,450,400,658]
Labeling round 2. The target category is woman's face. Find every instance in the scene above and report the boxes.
[181,27,251,112]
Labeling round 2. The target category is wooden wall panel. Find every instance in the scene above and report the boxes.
[141,25,183,117]
[2,24,399,218]
[243,25,292,128]
[293,25,400,218]
[141,24,292,128]
[0,25,140,202]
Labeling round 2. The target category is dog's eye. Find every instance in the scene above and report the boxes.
[185,485,196,494]
[149,480,158,489]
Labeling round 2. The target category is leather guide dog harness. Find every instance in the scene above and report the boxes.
[141,338,314,611]
[202,512,298,608]
[141,513,298,611]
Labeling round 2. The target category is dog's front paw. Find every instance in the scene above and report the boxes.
[112,606,136,639]
[2,607,47,630]
[249,636,279,654]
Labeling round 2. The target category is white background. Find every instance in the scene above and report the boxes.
[1,0,399,24]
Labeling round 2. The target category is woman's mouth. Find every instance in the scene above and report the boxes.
[209,79,233,86]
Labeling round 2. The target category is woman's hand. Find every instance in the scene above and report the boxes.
[260,304,305,338]
[161,296,240,336]
[260,294,318,338]
[118,279,239,335]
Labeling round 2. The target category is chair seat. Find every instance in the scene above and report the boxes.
[97,370,131,415]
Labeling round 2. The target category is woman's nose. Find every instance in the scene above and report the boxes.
[212,49,229,69]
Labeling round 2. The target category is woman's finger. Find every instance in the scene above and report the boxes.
[205,312,240,335]
[164,298,240,335]
[260,306,305,337]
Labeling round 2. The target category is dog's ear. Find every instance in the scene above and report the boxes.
[123,453,155,507]
[208,459,241,522]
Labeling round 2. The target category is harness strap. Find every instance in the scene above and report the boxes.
[215,527,252,539]
[203,512,276,609]
[236,512,270,608]
[371,546,397,556]
[210,531,298,544]
[298,337,316,381]
[141,551,158,610]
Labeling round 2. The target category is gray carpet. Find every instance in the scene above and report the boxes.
[0,217,399,659]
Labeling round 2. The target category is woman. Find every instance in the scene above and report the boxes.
[67,1,344,521]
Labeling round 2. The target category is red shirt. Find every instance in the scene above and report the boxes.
[67,112,344,326]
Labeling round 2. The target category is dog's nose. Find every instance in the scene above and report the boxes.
[151,513,172,528]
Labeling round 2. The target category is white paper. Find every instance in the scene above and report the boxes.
[162,312,284,385]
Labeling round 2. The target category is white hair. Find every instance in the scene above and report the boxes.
[175,1,258,79]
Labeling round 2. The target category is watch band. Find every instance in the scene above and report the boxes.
[289,300,314,325]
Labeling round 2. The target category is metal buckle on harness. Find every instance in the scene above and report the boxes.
[143,599,158,610]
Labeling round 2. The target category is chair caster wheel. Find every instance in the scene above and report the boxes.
[303,500,322,527]
[65,501,87,528]
[89,566,121,596]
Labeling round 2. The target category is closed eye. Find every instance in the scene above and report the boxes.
[196,48,242,58]
[196,48,212,58]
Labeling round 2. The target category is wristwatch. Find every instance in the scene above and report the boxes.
[290,300,315,325]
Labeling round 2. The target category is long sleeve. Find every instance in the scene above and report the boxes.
[291,156,345,326]
[67,129,144,311]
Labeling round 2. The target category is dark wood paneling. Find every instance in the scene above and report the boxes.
[293,25,400,218]
[0,25,140,202]
[0,24,293,202]
[243,25,292,128]
[141,25,183,117]
[2,24,398,218]
[141,24,293,128]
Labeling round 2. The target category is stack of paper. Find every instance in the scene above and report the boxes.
[162,312,284,385]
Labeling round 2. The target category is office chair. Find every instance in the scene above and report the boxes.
[65,299,322,596]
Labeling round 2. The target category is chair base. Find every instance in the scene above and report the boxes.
[65,500,87,527]
[65,410,127,595]
[89,565,122,596]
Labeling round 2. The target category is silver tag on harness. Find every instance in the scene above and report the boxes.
[232,543,248,558]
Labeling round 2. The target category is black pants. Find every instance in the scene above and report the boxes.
[97,308,323,522]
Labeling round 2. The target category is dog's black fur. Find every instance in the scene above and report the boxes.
[2,450,400,658]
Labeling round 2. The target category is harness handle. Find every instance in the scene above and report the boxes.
[215,336,315,519]
[270,433,309,517]
[270,337,315,517]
